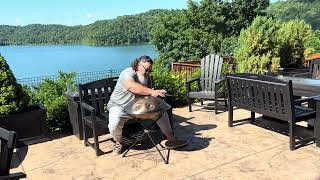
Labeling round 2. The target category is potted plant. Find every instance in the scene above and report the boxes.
[0,54,47,141]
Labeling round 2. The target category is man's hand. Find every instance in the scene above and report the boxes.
[150,89,167,97]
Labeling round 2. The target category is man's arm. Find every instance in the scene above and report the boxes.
[124,79,166,97]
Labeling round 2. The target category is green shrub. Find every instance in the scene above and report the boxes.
[278,20,320,68]
[152,59,188,107]
[234,16,281,74]
[0,55,30,117]
[234,17,320,73]
[30,71,76,131]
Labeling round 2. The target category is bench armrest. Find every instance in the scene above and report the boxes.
[186,77,201,93]
[0,172,26,180]
[80,102,95,113]
[214,78,226,92]
[292,72,311,77]
[213,78,225,85]
[186,77,200,84]
[294,96,320,105]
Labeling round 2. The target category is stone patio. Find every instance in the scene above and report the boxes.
[10,106,320,180]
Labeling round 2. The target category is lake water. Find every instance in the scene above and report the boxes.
[0,44,159,78]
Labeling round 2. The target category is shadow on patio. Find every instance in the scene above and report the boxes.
[9,107,320,180]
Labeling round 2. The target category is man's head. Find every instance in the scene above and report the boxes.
[131,55,153,76]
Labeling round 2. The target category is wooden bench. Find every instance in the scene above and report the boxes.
[0,127,26,179]
[226,73,319,150]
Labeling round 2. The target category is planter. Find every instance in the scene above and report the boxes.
[63,92,83,140]
[0,104,47,141]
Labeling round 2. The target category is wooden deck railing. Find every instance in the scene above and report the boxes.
[171,60,201,80]
[171,56,235,80]
[305,53,320,67]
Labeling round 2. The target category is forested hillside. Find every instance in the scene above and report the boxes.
[0,9,167,46]
[267,0,320,29]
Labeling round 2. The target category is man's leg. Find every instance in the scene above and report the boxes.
[156,112,174,139]
[108,106,131,154]
[156,112,188,149]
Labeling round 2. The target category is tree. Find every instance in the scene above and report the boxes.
[228,0,270,35]
[235,16,281,73]
[0,55,30,117]
[150,0,270,62]
[267,0,320,29]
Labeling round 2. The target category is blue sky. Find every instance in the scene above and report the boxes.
[0,0,190,26]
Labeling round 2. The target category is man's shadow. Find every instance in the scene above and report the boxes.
[121,114,217,152]
[10,142,29,169]
[171,114,217,151]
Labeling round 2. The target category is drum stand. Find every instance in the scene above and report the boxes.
[122,118,170,164]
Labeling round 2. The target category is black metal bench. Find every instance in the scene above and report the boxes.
[226,73,319,150]
[0,127,26,179]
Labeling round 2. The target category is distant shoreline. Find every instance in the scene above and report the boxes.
[0,42,153,47]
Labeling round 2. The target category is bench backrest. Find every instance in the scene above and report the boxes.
[78,77,118,115]
[0,127,16,175]
[200,54,224,92]
[226,73,294,121]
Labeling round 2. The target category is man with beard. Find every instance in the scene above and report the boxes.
[107,55,188,155]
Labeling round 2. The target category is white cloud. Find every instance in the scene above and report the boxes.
[86,13,96,18]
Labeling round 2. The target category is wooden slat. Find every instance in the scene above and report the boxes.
[83,88,89,105]
[236,79,242,103]
[313,63,320,78]
[90,88,98,111]
[233,79,239,102]
[208,55,215,91]
[264,84,271,112]
[257,82,264,110]
[269,84,277,113]
[281,86,288,114]
[204,55,210,91]
[97,88,104,114]
[247,81,254,107]
[275,85,282,114]
[216,55,223,80]
[252,80,259,108]
[213,54,218,81]
[201,57,205,90]
[245,80,251,106]
[240,79,247,106]
[104,86,111,104]
[227,78,235,103]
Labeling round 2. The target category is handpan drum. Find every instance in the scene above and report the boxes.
[124,96,171,120]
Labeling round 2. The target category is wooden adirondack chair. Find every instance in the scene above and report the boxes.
[310,59,320,79]
[186,54,227,114]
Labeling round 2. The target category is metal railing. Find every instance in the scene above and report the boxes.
[17,69,123,87]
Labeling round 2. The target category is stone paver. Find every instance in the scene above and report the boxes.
[11,107,320,180]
